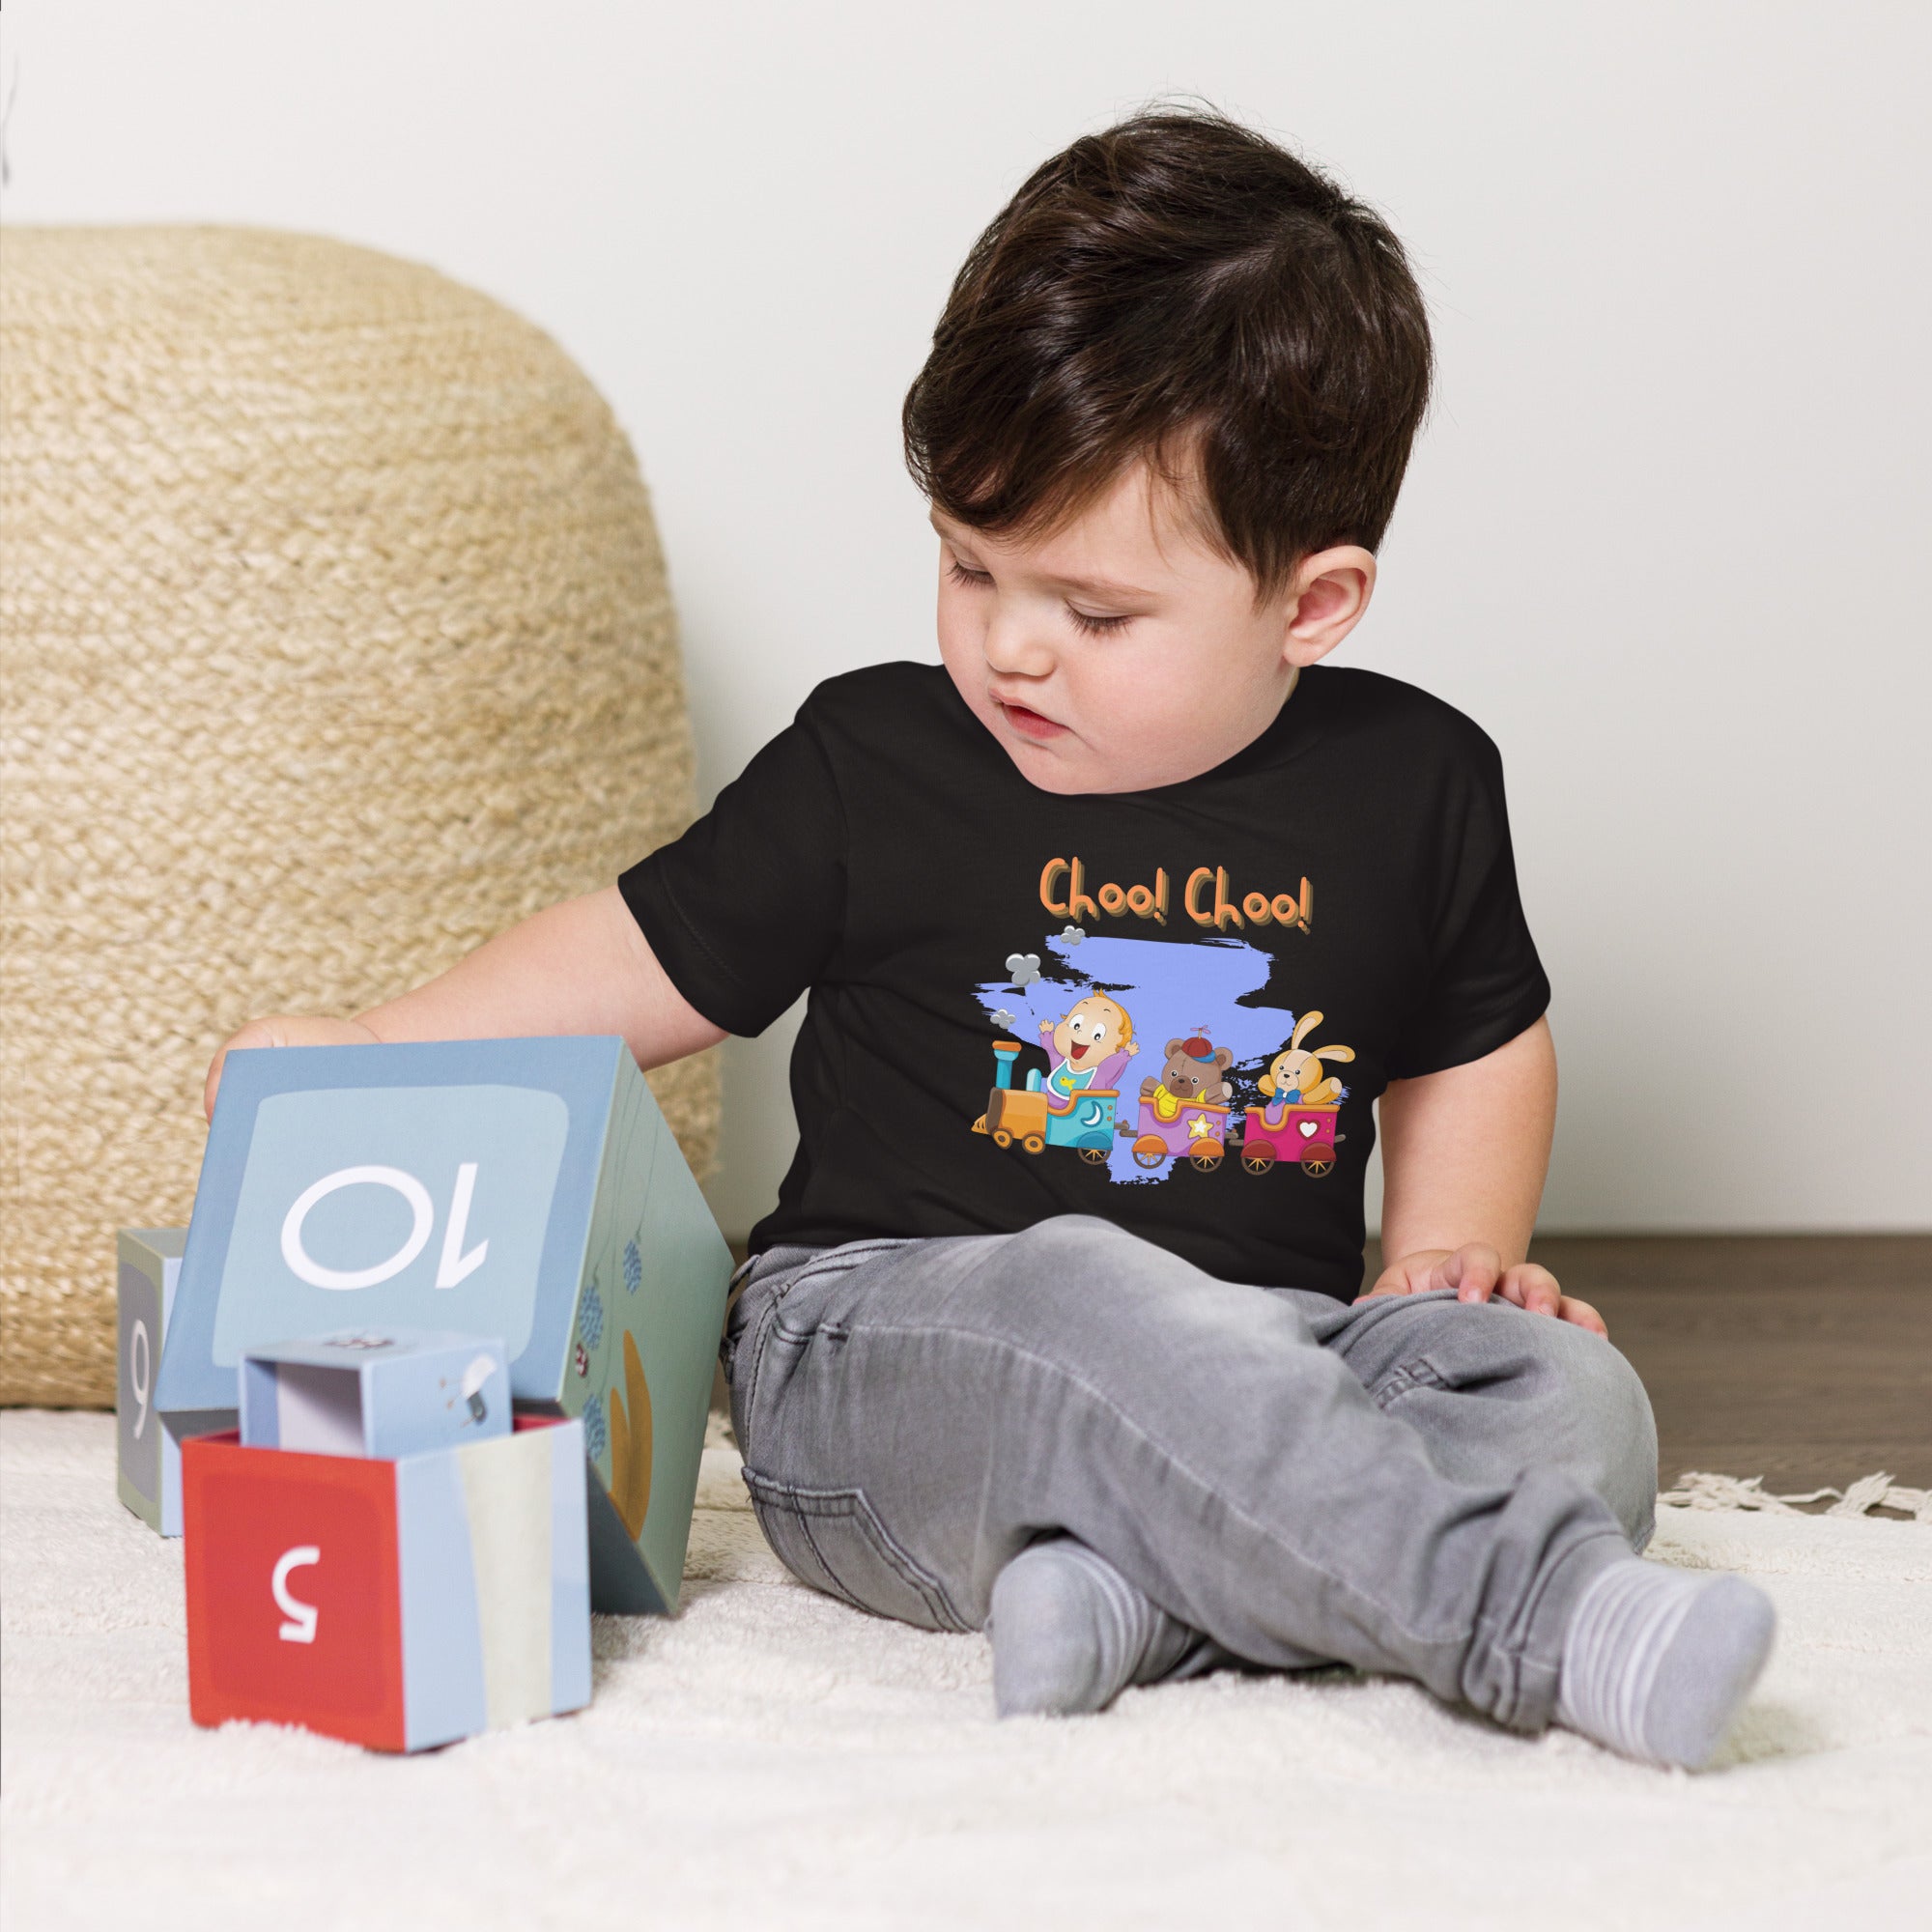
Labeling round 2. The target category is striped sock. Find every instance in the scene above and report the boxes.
[1555,1558,1776,1770]
[988,1538,1196,1719]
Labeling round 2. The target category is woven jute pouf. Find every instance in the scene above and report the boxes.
[0,226,722,1406]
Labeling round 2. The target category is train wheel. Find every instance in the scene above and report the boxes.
[1191,1141,1223,1173]
[1242,1142,1276,1175]
[1301,1147,1336,1177]
[1132,1135,1167,1170]
[1079,1145,1108,1164]
[1022,1134,1045,1154]
[992,1129,1012,1149]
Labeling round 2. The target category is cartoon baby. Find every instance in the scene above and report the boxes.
[1039,991,1137,1102]
[1257,1010,1355,1117]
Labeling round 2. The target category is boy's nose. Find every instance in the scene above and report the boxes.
[981,612,1057,679]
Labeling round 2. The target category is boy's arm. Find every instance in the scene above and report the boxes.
[203,886,726,1120]
[1365,1016,1605,1334]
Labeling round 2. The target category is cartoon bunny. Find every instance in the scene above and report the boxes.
[1257,1010,1355,1117]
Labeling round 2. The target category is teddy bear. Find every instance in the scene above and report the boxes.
[1141,1033,1236,1121]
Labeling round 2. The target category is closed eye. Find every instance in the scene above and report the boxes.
[948,559,992,589]
[1067,605,1132,636]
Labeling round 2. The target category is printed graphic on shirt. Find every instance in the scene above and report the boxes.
[968,926,1351,1185]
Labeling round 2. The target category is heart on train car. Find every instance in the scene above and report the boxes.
[1297,1120,1319,1138]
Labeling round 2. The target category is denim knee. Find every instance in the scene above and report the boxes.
[1531,1321,1659,1549]
[1002,1212,1142,1273]
[977,1213,1179,1315]
[1361,1295,1661,1552]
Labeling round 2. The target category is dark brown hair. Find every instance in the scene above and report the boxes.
[903,109,1433,596]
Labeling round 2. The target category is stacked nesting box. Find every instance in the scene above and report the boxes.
[147,1035,732,1613]
[118,1032,736,1748]
[185,1332,588,1752]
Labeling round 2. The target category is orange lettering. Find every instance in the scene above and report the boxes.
[1039,858,1069,919]
[1211,867,1243,931]
[1184,867,1215,926]
[1067,856,1099,924]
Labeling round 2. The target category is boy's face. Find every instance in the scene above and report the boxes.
[932,463,1376,795]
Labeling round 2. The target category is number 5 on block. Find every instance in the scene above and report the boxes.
[272,1546,321,1643]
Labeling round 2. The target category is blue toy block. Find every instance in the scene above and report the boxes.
[118,1229,228,1536]
[240,1330,510,1460]
[154,1037,732,1612]
[185,1415,591,1751]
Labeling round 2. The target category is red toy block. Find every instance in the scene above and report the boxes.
[183,1417,590,1752]
[184,1433,406,1748]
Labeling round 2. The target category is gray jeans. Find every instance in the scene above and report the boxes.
[724,1213,1658,1731]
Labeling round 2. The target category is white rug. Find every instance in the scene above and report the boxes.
[4,1412,1927,1932]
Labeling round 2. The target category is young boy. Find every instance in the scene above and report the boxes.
[209,111,1774,1767]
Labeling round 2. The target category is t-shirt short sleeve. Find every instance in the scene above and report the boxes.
[1384,733,1550,1080]
[617,706,846,1038]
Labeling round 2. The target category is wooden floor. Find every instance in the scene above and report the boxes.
[1360,1235,1932,1492]
[729,1236,1932,1493]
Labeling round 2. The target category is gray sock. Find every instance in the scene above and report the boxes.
[1555,1558,1776,1770]
[987,1537,1198,1719]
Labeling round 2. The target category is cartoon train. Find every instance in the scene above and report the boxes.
[1126,1092,1234,1172]
[972,1037,1344,1178]
[1236,1102,1342,1178]
[973,1039,1118,1163]
[1120,1094,1343,1176]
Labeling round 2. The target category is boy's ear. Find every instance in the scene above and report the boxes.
[1278,545,1377,668]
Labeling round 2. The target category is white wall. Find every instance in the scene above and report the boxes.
[7,0,1927,1236]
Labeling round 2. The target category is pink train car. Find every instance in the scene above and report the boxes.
[1236,1102,1341,1178]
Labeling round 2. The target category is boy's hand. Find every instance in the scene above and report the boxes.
[1362,1243,1607,1336]
[204,1015,380,1122]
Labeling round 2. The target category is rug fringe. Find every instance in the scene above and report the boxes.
[1659,1470,1931,1522]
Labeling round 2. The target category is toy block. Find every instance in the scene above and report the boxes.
[118,1229,228,1535]
[240,1330,510,1459]
[155,1037,731,1613]
[184,1414,591,1751]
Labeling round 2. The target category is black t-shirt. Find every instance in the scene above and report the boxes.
[619,661,1548,1303]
